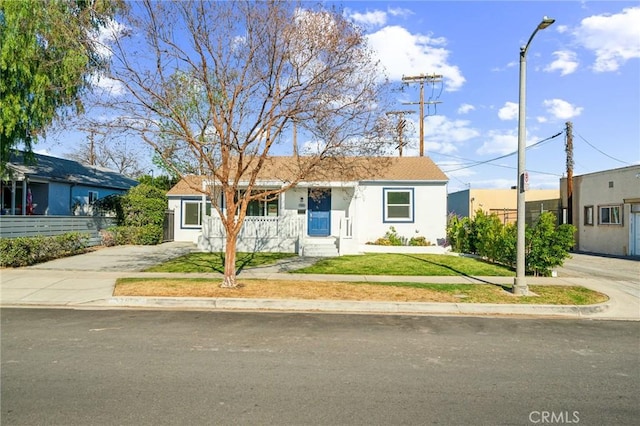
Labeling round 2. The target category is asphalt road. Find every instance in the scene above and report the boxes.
[2,309,638,425]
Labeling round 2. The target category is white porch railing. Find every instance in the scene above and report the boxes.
[200,215,304,253]
[339,217,353,239]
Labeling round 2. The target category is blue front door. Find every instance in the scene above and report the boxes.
[307,189,331,236]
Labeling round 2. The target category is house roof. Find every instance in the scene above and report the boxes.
[167,156,448,196]
[4,151,139,190]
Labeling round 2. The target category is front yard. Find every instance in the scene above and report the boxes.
[114,252,608,305]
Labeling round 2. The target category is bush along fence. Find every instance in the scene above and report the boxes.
[447,210,576,277]
[95,183,167,246]
[0,232,89,267]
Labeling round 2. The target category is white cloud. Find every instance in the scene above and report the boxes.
[387,7,413,18]
[366,26,465,91]
[536,116,548,123]
[492,61,517,72]
[573,7,640,72]
[498,102,518,121]
[397,115,479,157]
[543,99,583,120]
[89,18,127,60]
[477,129,518,156]
[556,25,569,34]
[544,50,579,76]
[90,74,125,97]
[457,103,475,114]
[347,9,387,28]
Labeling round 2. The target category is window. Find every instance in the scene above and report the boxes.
[182,200,211,227]
[246,197,279,217]
[584,206,594,226]
[227,190,279,217]
[88,191,99,204]
[383,188,414,223]
[599,205,621,225]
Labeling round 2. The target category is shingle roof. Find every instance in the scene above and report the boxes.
[5,151,139,190]
[167,156,448,196]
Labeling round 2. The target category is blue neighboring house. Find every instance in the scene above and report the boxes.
[1,151,138,216]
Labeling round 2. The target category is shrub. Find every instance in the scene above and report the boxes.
[0,233,89,267]
[409,236,431,246]
[526,212,576,276]
[446,211,575,276]
[120,184,167,228]
[111,225,163,246]
[97,183,167,246]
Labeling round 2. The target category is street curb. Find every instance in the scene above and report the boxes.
[104,296,612,318]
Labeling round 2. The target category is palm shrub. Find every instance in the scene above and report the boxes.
[447,214,473,253]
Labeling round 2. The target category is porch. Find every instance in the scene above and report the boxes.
[197,214,354,256]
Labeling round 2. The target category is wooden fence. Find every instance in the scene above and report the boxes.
[0,216,117,246]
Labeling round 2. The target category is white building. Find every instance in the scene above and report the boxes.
[167,156,449,256]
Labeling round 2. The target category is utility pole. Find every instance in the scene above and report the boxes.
[386,110,414,157]
[565,121,574,225]
[292,119,298,158]
[401,73,443,156]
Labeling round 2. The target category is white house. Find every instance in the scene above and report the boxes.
[167,156,449,256]
[561,164,640,257]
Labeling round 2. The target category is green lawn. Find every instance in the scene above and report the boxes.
[293,253,515,276]
[144,252,297,273]
[145,252,514,276]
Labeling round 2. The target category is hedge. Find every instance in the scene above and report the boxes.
[0,232,89,267]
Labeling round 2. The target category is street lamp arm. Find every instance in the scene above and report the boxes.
[521,16,556,58]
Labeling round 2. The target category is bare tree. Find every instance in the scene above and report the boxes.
[102,0,391,287]
[66,127,146,177]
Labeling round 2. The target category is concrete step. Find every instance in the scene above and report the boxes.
[303,238,339,257]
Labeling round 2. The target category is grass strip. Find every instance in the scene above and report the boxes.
[114,278,607,305]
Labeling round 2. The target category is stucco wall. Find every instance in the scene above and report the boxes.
[355,182,447,247]
[571,165,640,256]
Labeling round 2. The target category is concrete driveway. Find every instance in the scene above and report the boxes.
[27,241,198,272]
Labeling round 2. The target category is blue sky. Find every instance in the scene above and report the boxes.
[39,1,640,193]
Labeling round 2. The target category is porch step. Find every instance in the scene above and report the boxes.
[302,237,339,257]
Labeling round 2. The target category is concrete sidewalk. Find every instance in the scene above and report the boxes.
[1,243,638,320]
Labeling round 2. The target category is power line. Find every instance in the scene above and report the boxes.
[442,131,563,173]
[575,131,631,165]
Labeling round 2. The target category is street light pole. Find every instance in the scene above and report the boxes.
[514,16,555,296]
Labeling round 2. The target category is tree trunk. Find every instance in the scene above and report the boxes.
[220,230,238,288]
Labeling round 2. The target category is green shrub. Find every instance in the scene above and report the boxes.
[121,184,167,228]
[111,225,163,246]
[409,236,431,246]
[95,183,167,246]
[367,227,411,246]
[526,213,576,276]
[446,211,575,276]
[0,233,89,267]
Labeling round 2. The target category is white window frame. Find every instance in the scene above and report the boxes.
[599,205,622,225]
[584,206,594,226]
[181,200,211,228]
[383,187,414,223]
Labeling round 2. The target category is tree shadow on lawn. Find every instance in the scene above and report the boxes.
[164,252,259,274]
[400,254,512,291]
